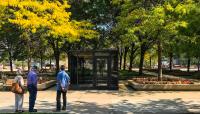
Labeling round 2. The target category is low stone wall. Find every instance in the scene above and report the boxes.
[37,80,56,90]
[0,80,56,91]
[128,80,200,91]
[0,83,3,90]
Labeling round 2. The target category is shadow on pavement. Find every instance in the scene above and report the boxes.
[0,98,199,114]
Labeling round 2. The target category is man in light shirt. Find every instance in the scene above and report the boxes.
[56,65,70,111]
[14,69,24,112]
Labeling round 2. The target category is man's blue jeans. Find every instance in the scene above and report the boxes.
[27,84,37,112]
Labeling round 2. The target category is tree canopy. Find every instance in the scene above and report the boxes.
[0,0,200,75]
[0,0,98,72]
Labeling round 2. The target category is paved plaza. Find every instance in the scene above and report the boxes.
[1,86,200,114]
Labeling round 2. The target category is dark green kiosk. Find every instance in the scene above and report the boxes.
[68,50,118,90]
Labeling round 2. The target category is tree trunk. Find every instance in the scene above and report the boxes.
[198,57,200,72]
[55,52,60,73]
[169,52,173,71]
[187,57,190,72]
[49,38,60,72]
[27,57,31,71]
[139,45,146,76]
[50,57,52,70]
[40,53,43,69]
[123,47,129,70]
[22,61,24,71]
[8,51,13,72]
[158,39,162,81]
[119,47,123,70]
[129,43,137,71]
[149,56,152,69]
[27,41,32,71]
[55,39,60,73]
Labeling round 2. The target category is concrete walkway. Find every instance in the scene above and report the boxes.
[1,87,200,114]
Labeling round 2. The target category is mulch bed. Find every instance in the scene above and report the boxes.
[132,77,194,84]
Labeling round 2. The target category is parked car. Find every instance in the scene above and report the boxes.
[45,63,56,69]
[162,60,169,68]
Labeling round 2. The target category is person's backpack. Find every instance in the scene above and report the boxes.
[11,78,23,94]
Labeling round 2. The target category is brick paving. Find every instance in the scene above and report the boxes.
[1,86,200,114]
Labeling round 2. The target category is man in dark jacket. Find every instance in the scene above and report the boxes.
[27,66,38,112]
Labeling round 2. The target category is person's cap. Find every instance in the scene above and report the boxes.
[32,65,38,70]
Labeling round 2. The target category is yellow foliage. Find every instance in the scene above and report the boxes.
[144,52,150,63]
[175,4,187,15]
[165,4,174,12]
[0,0,98,41]
[179,21,188,28]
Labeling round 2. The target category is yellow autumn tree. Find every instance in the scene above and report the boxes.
[0,0,98,71]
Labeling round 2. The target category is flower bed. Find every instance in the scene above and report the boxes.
[145,69,195,76]
[132,77,193,84]
[128,77,200,91]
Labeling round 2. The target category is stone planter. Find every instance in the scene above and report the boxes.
[0,80,56,91]
[37,80,56,90]
[0,83,3,90]
[128,80,200,91]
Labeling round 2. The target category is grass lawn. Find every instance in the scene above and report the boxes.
[145,69,200,80]
[119,70,155,80]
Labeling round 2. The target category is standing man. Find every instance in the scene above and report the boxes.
[27,66,38,112]
[56,65,70,111]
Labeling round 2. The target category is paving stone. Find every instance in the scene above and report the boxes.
[1,87,200,113]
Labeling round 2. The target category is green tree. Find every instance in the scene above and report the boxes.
[113,0,194,80]
[178,1,200,72]
[0,23,22,72]
[69,0,115,49]
[0,4,24,72]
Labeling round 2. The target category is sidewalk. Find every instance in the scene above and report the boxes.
[1,87,200,113]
